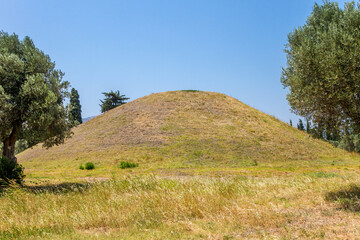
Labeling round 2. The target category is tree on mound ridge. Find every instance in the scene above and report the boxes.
[0,31,72,169]
[100,90,129,113]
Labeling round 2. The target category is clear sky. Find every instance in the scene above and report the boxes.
[0,0,349,122]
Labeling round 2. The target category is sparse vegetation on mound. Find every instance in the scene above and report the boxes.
[17,91,357,179]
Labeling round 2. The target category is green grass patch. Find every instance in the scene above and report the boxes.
[181,90,201,92]
[306,172,338,178]
[119,161,139,169]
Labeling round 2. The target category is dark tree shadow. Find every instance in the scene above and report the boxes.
[24,182,93,195]
[325,184,360,212]
[0,180,12,196]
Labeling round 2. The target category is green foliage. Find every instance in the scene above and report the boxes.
[306,120,311,134]
[14,139,29,155]
[84,162,95,170]
[281,2,360,132]
[69,88,82,125]
[0,31,72,162]
[181,90,201,92]
[338,134,360,152]
[79,164,84,170]
[289,119,292,126]
[119,161,138,169]
[100,90,129,113]
[297,119,305,131]
[307,172,338,178]
[0,156,25,184]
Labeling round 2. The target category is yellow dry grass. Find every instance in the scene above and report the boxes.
[18,91,357,179]
[1,173,360,239]
[2,91,359,239]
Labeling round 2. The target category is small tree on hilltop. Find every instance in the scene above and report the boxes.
[69,88,82,125]
[0,32,72,182]
[100,90,129,113]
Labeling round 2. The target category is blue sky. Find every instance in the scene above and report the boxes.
[0,0,349,122]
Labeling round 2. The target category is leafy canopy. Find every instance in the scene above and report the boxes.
[100,90,129,113]
[281,1,360,132]
[0,31,72,160]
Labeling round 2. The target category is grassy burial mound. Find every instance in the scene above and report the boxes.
[18,91,356,175]
[6,91,360,239]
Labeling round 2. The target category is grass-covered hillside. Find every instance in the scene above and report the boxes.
[18,90,357,179]
[3,91,360,239]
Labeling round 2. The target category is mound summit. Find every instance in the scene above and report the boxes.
[18,91,353,171]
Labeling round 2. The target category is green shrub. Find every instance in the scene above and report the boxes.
[79,164,84,170]
[84,162,95,170]
[0,157,25,184]
[119,161,138,169]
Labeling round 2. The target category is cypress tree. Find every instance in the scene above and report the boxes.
[69,88,82,125]
[306,120,311,133]
[297,119,305,131]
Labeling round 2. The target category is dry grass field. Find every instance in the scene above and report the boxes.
[1,91,359,239]
[2,173,360,239]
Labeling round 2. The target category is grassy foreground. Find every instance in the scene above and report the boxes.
[1,170,360,239]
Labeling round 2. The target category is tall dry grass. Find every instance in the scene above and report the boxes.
[1,174,360,239]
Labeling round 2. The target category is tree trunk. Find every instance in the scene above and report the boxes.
[2,127,18,164]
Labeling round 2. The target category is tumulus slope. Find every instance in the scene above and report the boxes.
[18,91,357,176]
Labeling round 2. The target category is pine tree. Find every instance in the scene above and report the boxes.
[290,120,293,126]
[69,88,82,125]
[100,90,129,113]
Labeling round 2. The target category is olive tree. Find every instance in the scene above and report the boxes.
[0,31,72,165]
[281,1,360,133]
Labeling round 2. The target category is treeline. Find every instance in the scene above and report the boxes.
[292,119,360,152]
[7,89,129,155]
[282,2,360,154]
